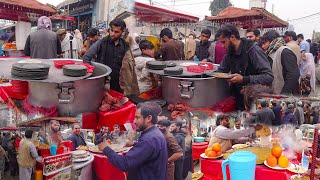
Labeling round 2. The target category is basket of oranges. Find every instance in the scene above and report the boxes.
[200,143,223,159]
[264,145,290,170]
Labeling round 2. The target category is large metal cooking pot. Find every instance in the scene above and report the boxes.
[162,75,230,108]
[28,60,111,117]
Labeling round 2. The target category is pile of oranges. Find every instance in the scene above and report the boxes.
[266,145,289,168]
[204,143,222,158]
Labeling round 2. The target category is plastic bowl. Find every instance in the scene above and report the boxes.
[194,137,205,142]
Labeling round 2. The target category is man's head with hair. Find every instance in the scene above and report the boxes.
[156,119,171,132]
[109,18,126,41]
[72,123,81,135]
[160,28,173,42]
[216,114,230,128]
[113,124,120,133]
[200,29,211,44]
[306,39,311,43]
[139,40,155,57]
[25,129,34,139]
[283,31,297,43]
[50,120,60,133]
[101,126,109,134]
[234,119,242,129]
[135,102,161,132]
[216,24,241,52]
[170,120,182,133]
[260,30,280,50]
[297,34,304,43]
[260,100,267,108]
[288,104,295,112]
[246,28,260,42]
[87,28,99,43]
[11,26,15,33]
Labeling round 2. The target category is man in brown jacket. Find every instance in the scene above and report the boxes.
[155,28,182,61]
[18,129,43,180]
[157,119,183,180]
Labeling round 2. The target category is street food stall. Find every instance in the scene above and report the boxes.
[0,0,56,57]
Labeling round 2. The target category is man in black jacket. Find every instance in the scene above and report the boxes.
[94,126,110,145]
[170,121,185,180]
[260,30,300,95]
[216,24,274,110]
[83,18,129,93]
[67,124,86,151]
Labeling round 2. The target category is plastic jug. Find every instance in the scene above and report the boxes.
[221,151,257,180]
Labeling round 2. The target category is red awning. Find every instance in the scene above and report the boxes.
[0,0,56,21]
[0,126,19,131]
[205,7,288,29]
[134,2,199,24]
[49,15,76,23]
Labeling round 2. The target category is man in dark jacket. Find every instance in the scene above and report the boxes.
[195,29,212,61]
[256,100,275,126]
[94,126,110,145]
[170,121,185,180]
[68,124,86,151]
[98,102,168,180]
[281,104,298,126]
[83,18,129,93]
[271,100,282,126]
[216,24,274,110]
[157,119,183,180]
[260,30,300,95]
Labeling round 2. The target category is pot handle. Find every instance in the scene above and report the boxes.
[104,76,111,91]
[222,159,229,180]
[56,85,75,104]
[178,81,195,99]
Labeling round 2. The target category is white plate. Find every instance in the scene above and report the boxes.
[72,150,88,156]
[200,153,223,159]
[290,175,310,180]
[288,164,308,174]
[73,155,91,162]
[264,160,289,170]
[232,144,248,149]
[180,62,198,67]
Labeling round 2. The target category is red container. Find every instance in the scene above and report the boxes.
[60,140,73,152]
[11,80,28,94]
[38,147,64,157]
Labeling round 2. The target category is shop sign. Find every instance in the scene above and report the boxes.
[45,168,71,180]
[43,152,73,176]
[69,4,93,15]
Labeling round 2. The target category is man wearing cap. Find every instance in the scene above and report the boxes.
[157,120,183,180]
[98,102,168,180]
[208,114,262,153]
[281,104,298,126]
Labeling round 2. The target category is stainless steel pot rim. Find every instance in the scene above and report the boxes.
[162,75,218,80]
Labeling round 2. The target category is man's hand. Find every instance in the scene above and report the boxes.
[227,74,244,84]
[98,141,109,151]
[201,59,208,62]
[254,124,263,131]
[125,141,134,147]
[103,133,107,138]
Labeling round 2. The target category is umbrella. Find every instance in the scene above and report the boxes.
[0,126,19,131]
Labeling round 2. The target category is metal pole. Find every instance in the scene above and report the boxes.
[107,0,111,26]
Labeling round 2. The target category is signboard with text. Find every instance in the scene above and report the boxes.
[43,153,73,176]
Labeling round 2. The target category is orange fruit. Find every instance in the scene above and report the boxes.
[271,146,282,158]
[266,155,277,167]
[211,143,221,152]
[216,151,222,156]
[278,156,289,168]
[205,148,211,156]
[207,151,217,158]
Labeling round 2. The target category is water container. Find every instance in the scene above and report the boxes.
[50,144,57,156]
[221,151,257,180]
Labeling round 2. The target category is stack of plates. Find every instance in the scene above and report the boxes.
[164,67,183,75]
[11,63,50,80]
[146,61,177,70]
[63,65,87,77]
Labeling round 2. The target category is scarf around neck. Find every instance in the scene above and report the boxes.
[266,37,286,56]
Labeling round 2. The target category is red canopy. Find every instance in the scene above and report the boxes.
[0,126,19,131]
[134,2,199,24]
[0,0,56,21]
[49,15,76,23]
[205,7,288,29]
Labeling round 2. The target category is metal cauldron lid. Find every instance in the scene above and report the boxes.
[0,58,94,83]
